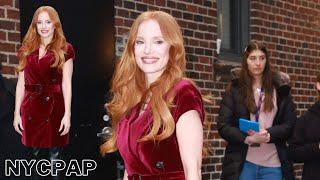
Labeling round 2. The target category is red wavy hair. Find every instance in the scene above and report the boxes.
[17,6,67,72]
[101,11,187,154]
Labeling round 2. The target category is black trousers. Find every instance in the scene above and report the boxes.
[28,147,64,180]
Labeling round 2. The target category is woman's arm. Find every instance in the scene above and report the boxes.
[123,169,128,180]
[176,110,203,180]
[59,59,73,136]
[13,71,25,135]
[217,89,247,144]
[266,95,297,143]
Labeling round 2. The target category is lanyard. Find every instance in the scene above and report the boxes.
[255,89,264,122]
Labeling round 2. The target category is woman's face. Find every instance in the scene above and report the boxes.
[316,81,320,91]
[134,19,171,84]
[246,50,266,79]
[36,11,55,40]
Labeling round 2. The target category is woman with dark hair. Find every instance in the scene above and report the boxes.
[13,6,75,179]
[288,73,320,180]
[217,41,296,180]
[100,11,206,180]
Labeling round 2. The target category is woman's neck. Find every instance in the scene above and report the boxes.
[145,70,164,87]
[41,36,53,48]
[252,76,262,90]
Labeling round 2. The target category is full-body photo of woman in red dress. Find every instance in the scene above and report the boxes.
[13,6,75,179]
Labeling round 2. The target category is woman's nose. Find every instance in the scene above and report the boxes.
[144,43,151,54]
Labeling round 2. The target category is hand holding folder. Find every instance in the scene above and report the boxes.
[239,118,259,133]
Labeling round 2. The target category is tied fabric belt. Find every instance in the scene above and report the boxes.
[25,84,61,93]
[128,171,185,180]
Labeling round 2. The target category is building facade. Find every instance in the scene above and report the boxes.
[1,0,320,179]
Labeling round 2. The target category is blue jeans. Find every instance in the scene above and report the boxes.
[239,161,282,180]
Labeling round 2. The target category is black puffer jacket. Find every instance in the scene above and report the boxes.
[217,79,296,180]
[288,101,320,180]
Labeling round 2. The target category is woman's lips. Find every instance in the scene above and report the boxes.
[40,30,49,33]
[142,57,158,64]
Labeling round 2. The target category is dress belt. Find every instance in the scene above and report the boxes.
[128,171,185,180]
[25,84,61,93]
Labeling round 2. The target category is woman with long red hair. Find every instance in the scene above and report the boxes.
[13,6,75,179]
[100,11,205,180]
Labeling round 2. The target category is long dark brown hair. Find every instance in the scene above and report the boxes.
[239,41,275,113]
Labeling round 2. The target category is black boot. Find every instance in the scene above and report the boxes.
[28,147,44,180]
[49,147,64,180]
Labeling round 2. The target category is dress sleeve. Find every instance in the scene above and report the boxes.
[173,82,204,123]
[64,43,75,61]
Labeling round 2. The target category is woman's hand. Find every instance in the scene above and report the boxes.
[13,71,25,136]
[246,129,270,144]
[258,129,271,143]
[13,114,24,135]
[59,115,71,136]
[61,59,73,136]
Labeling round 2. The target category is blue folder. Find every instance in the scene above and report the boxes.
[239,118,259,133]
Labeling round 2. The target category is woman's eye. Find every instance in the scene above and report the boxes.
[36,21,41,25]
[46,20,52,24]
[155,40,163,44]
[249,57,256,61]
[135,40,144,44]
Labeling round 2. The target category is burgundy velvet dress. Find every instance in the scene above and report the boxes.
[117,80,204,180]
[20,43,75,148]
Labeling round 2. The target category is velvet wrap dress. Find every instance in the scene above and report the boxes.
[20,43,75,148]
[117,79,205,180]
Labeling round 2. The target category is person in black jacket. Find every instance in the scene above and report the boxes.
[288,73,320,180]
[217,41,296,180]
